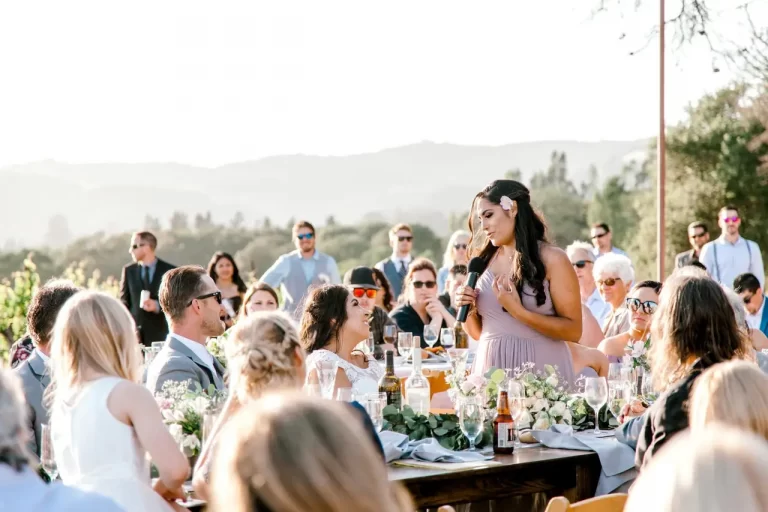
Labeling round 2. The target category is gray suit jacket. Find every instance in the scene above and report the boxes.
[13,351,50,458]
[146,336,226,394]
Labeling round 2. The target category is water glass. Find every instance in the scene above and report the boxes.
[397,332,413,361]
[316,360,338,399]
[440,328,455,350]
[584,377,608,434]
[641,371,656,403]
[607,380,630,420]
[607,363,622,383]
[41,423,58,481]
[365,392,387,431]
[458,396,484,451]
[423,325,439,348]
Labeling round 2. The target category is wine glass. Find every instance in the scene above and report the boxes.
[383,325,398,346]
[641,371,656,404]
[607,363,622,383]
[397,332,413,361]
[458,396,485,451]
[316,360,338,399]
[423,325,439,349]
[584,377,608,434]
[41,423,58,481]
[365,392,387,431]
[440,328,455,350]
[607,380,630,420]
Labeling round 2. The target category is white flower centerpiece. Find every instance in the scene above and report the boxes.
[625,337,651,372]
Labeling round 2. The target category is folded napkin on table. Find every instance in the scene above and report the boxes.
[531,424,637,495]
[379,431,493,464]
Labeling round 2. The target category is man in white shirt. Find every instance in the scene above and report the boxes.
[147,265,227,393]
[734,272,768,337]
[699,206,765,289]
[375,223,415,299]
[13,280,81,458]
[566,241,611,327]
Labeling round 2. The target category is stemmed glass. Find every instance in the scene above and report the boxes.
[584,377,608,434]
[316,360,338,399]
[423,325,439,349]
[365,392,387,431]
[641,371,656,404]
[41,423,58,481]
[507,381,524,448]
[440,328,455,350]
[458,396,485,451]
[397,332,413,362]
[607,380,630,421]
[607,363,622,383]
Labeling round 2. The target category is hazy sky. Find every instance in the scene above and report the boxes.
[0,0,760,168]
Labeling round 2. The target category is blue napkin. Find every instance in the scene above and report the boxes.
[379,431,493,463]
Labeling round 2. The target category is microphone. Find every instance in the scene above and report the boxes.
[456,257,485,323]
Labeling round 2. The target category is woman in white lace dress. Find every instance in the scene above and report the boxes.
[301,285,384,395]
[48,292,190,512]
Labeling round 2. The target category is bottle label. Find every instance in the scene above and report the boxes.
[497,422,514,448]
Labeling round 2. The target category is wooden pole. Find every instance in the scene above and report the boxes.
[657,0,667,281]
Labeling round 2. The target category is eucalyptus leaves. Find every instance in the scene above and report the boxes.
[382,404,492,451]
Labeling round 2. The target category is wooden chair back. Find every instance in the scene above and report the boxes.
[545,494,628,512]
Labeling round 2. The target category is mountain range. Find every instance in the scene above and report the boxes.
[0,139,650,248]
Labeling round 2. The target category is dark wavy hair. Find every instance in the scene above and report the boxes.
[299,285,351,354]
[468,180,549,306]
[632,280,663,295]
[371,268,395,312]
[207,251,247,294]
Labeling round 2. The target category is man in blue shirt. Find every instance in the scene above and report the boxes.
[590,222,629,260]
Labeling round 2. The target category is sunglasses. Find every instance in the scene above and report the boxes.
[625,297,658,314]
[188,291,222,307]
[722,216,740,224]
[597,277,621,287]
[352,288,377,299]
[689,232,708,239]
[591,232,607,240]
[131,243,146,250]
[572,260,591,269]
[412,281,437,289]
[398,236,413,242]
[297,233,314,241]
[454,243,468,250]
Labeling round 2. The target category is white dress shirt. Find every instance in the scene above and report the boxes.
[747,297,765,330]
[699,235,765,289]
[172,334,217,376]
[392,254,413,273]
[35,348,50,364]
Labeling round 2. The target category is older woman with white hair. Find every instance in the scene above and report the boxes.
[0,370,123,511]
[437,230,470,294]
[593,252,634,338]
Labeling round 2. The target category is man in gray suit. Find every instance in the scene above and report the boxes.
[375,223,414,300]
[146,265,227,394]
[13,280,81,458]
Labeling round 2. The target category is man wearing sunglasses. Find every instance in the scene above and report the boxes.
[119,231,176,346]
[699,206,764,289]
[261,220,341,318]
[375,223,414,300]
[147,265,227,394]
[734,273,768,338]
[590,222,628,260]
[674,222,710,269]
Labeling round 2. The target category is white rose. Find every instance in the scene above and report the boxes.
[161,409,176,423]
[173,409,186,422]
[182,434,201,451]
[532,416,551,430]
[517,410,534,428]
[535,390,544,399]
[193,396,210,415]
[545,375,558,388]
[632,342,647,358]
[561,409,573,424]
[531,398,549,412]
[460,381,476,394]
[550,401,567,417]
[524,396,537,408]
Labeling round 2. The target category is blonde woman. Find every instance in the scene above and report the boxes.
[48,291,190,512]
[209,392,413,512]
[626,425,768,512]
[690,360,768,438]
[437,230,470,294]
[193,311,305,500]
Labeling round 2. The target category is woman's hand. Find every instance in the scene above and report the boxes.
[153,478,186,502]
[492,274,521,314]
[455,285,479,309]
[425,298,445,320]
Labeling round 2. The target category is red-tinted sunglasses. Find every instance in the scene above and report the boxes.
[352,288,377,299]
[722,216,740,224]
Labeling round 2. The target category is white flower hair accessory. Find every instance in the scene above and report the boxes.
[500,195,514,211]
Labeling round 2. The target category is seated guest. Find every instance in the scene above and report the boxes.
[390,258,455,349]
[566,241,611,327]
[734,272,768,338]
[438,264,467,316]
[209,393,414,512]
[14,280,81,458]
[437,230,470,293]
[690,360,768,439]
[593,253,634,338]
[598,280,661,363]
[344,267,395,356]
[207,251,248,327]
[238,282,280,320]
[301,285,384,396]
[146,265,226,393]
[626,426,768,512]
[371,268,396,312]
[0,370,124,511]
[635,270,752,468]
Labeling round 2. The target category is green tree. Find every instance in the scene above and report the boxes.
[170,211,190,231]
